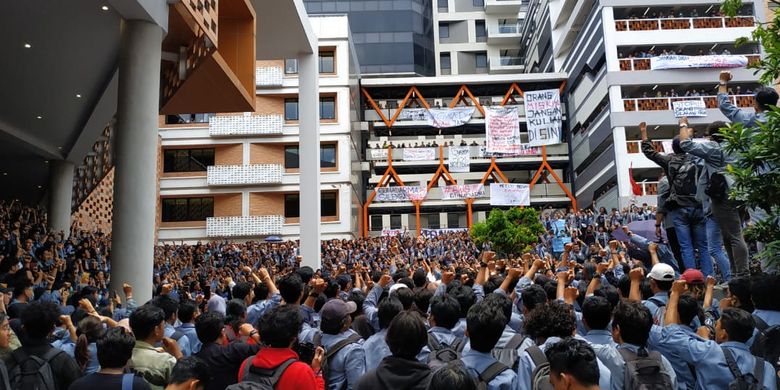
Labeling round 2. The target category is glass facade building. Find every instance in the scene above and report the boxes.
[303,0,436,76]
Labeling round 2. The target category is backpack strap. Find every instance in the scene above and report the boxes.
[428,333,442,351]
[478,361,508,384]
[647,297,666,308]
[40,348,63,363]
[325,333,361,360]
[526,345,547,367]
[170,330,185,342]
[504,334,526,350]
[450,337,466,353]
[754,355,765,386]
[247,358,297,385]
[753,314,769,332]
[238,356,255,382]
[721,347,744,380]
[121,373,134,390]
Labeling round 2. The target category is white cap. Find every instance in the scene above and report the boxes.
[647,263,675,281]
[389,283,409,294]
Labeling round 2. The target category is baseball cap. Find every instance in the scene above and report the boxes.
[389,283,409,294]
[680,269,704,284]
[647,263,675,282]
[321,299,357,321]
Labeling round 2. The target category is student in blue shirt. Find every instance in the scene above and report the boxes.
[545,338,601,390]
[363,296,403,371]
[418,294,464,362]
[629,264,674,325]
[175,300,200,355]
[749,274,780,345]
[581,296,616,347]
[461,300,517,390]
[316,299,366,390]
[244,267,281,326]
[152,295,192,357]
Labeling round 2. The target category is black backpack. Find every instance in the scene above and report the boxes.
[617,347,675,390]
[667,155,699,206]
[426,334,466,371]
[750,316,780,371]
[8,348,61,390]
[491,334,526,371]
[226,358,296,390]
[706,171,729,201]
[476,361,509,390]
[526,345,553,390]
[314,332,362,389]
[722,347,767,390]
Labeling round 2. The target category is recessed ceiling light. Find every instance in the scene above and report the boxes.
[37,185,42,189]
[101,5,109,11]
[58,146,63,150]
[23,43,31,49]
[76,94,82,98]
[36,115,42,119]
[44,160,49,164]
[2,173,7,176]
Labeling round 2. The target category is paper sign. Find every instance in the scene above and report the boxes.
[485,106,521,153]
[448,146,471,172]
[651,54,749,70]
[672,100,707,118]
[489,183,531,206]
[403,148,436,161]
[525,89,563,146]
[369,149,388,159]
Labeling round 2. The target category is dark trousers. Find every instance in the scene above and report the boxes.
[666,226,685,273]
[711,199,750,277]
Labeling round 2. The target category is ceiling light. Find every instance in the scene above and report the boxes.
[652,84,658,90]
[76,94,82,98]
[37,185,42,189]
[101,5,109,11]
[711,43,718,51]
[36,115,42,119]
[2,173,6,176]
[58,146,63,150]
[654,126,660,130]
[44,160,49,164]
[23,43,31,49]
[643,7,650,16]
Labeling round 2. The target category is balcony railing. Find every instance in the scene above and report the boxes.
[619,55,760,71]
[367,182,571,203]
[256,66,284,87]
[622,94,754,112]
[209,114,284,137]
[615,16,755,32]
[206,215,284,237]
[367,143,570,161]
[207,164,284,186]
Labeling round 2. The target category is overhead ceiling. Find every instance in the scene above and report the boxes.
[0,0,121,202]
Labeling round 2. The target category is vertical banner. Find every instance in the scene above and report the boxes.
[525,89,563,147]
[489,183,531,206]
[485,106,521,154]
[448,146,471,172]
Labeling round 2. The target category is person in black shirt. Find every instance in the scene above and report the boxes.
[69,327,151,390]
[165,357,211,390]
[194,312,259,390]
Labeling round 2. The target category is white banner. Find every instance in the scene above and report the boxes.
[404,186,428,201]
[485,106,521,154]
[382,229,403,237]
[525,89,563,147]
[403,148,436,161]
[375,186,428,202]
[441,184,485,200]
[672,100,707,118]
[650,54,749,70]
[397,108,430,121]
[489,183,531,206]
[480,145,541,158]
[427,107,475,128]
[448,146,471,173]
[420,228,469,238]
[369,148,388,160]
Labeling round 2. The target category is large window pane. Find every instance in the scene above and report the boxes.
[163,148,214,173]
[440,53,451,69]
[322,192,338,217]
[285,99,299,121]
[284,59,298,74]
[370,215,383,231]
[321,144,337,168]
[476,52,487,68]
[284,146,300,169]
[320,97,336,120]
[447,213,461,228]
[439,23,449,38]
[319,51,335,73]
[284,194,300,218]
[161,197,214,222]
[390,215,402,229]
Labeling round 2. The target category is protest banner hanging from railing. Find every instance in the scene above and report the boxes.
[489,183,531,206]
[448,146,471,172]
[485,106,521,154]
[525,89,563,147]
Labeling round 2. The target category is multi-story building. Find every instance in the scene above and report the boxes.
[156,15,362,242]
[520,0,767,209]
[434,0,527,75]
[360,73,572,235]
[303,0,436,76]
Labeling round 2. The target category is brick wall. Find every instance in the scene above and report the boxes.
[214,193,242,217]
[255,96,284,115]
[71,168,114,234]
[215,144,243,165]
[250,192,284,216]
[250,143,285,165]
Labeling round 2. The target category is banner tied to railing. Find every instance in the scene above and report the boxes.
[376,186,428,202]
[650,54,749,70]
[449,146,471,172]
[369,149,388,159]
[396,107,476,128]
[485,106,521,153]
[403,148,436,161]
[441,184,485,200]
[525,89,563,147]
[672,100,708,118]
[479,145,541,158]
[489,183,531,206]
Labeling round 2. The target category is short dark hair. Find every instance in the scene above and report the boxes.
[412,288,433,314]
[483,293,512,325]
[449,285,476,318]
[178,300,197,324]
[546,338,600,387]
[20,301,59,339]
[232,282,252,301]
[392,287,414,310]
[612,300,652,346]
[225,299,247,326]
[720,308,755,343]
[582,296,612,331]
[378,296,403,330]
[755,86,779,111]
[151,295,179,322]
[728,276,754,312]
[169,356,211,388]
[466,301,506,352]
[324,279,340,299]
[593,285,620,309]
[524,301,576,342]
[654,279,673,292]
[385,311,427,359]
[195,311,225,344]
[259,305,303,347]
[428,361,477,390]
[320,309,348,335]
[521,285,547,312]
[412,269,427,288]
[705,121,728,143]
[430,295,461,330]
[617,275,631,298]
[254,282,269,302]
[677,294,701,326]
[278,274,304,304]
[96,327,135,369]
[348,289,366,314]
[751,275,780,311]
[129,304,165,340]
[296,266,314,285]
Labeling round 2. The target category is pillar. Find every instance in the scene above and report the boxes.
[298,52,321,270]
[48,160,75,235]
[110,20,163,304]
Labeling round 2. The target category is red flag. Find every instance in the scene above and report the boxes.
[629,163,642,196]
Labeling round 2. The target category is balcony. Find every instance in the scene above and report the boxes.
[615,16,755,32]
[256,66,283,88]
[619,55,760,71]
[487,24,521,44]
[622,95,754,112]
[207,164,284,186]
[489,56,525,73]
[484,0,522,15]
[366,143,570,162]
[209,114,284,137]
[366,182,572,205]
[206,215,284,238]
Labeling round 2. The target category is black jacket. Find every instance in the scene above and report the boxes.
[356,356,432,390]
[195,341,260,390]
[6,338,82,390]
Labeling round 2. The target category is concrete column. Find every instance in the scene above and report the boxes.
[48,160,75,235]
[298,52,321,270]
[110,20,163,304]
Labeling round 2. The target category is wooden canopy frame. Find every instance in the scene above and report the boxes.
[362,146,405,237]
[361,86,430,128]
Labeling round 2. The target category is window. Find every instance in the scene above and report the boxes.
[475,20,486,37]
[284,59,298,74]
[163,148,214,173]
[437,0,448,11]
[473,0,484,6]
[476,52,488,68]
[370,215,383,231]
[320,96,336,120]
[284,192,338,218]
[284,144,337,169]
[319,51,335,73]
[440,53,451,69]
[428,214,440,229]
[447,213,461,228]
[390,215,402,229]
[284,98,298,121]
[161,197,213,222]
[439,23,449,38]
